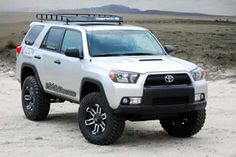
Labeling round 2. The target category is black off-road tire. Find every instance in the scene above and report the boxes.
[78,92,125,145]
[160,109,206,137]
[22,76,50,121]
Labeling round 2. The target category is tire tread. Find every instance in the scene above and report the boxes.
[79,92,125,145]
[22,76,50,121]
[160,109,206,137]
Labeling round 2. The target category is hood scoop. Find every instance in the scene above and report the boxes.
[139,58,163,62]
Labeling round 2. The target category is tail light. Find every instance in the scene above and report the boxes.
[16,45,22,55]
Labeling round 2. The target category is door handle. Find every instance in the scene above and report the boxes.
[54,60,61,64]
[34,55,41,59]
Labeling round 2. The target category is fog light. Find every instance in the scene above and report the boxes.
[122,98,129,104]
[121,97,142,105]
[200,94,205,100]
[129,98,142,104]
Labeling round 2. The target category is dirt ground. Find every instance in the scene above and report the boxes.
[0,74,236,157]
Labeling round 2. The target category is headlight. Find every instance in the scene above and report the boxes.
[109,70,140,83]
[191,67,206,81]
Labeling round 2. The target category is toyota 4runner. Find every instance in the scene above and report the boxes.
[16,14,207,145]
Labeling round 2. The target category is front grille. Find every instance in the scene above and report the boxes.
[152,96,189,105]
[144,74,191,87]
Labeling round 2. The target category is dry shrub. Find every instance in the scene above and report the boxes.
[5,40,17,49]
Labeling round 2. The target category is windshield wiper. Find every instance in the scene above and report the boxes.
[93,53,156,57]
[92,53,124,57]
[124,53,156,56]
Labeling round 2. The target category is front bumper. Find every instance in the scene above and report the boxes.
[114,100,206,115]
[114,85,207,118]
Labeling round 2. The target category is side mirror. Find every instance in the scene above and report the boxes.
[164,45,176,54]
[65,49,83,59]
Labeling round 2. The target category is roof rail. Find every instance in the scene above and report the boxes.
[36,13,123,25]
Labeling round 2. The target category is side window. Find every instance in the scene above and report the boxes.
[25,25,44,45]
[41,27,65,52]
[61,30,83,54]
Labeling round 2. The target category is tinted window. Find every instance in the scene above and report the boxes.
[25,25,44,45]
[41,27,65,52]
[61,30,83,54]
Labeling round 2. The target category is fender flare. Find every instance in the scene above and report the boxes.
[21,63,44,90]
[80,77,109,106]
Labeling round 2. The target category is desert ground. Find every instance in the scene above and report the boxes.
[0,12,236,157]
[0,72,236,157]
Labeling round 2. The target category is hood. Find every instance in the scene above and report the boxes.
[92,55,198,74]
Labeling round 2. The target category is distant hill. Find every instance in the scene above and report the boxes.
[54,4,208,16]
[78,4,140,14]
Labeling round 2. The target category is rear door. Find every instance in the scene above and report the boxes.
[37,27,66,96]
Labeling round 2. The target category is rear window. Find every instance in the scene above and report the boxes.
[25,25,44,45]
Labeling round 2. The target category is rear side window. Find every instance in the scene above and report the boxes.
[41,27,65,52]
[25,25,44,45]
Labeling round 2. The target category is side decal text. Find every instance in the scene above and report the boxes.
[46,82,76,97]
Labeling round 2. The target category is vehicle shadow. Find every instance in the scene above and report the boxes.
[119,129,182,145]
[43,112,204,146]
[47,112,78,122]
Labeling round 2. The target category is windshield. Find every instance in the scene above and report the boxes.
[87,30,165,57]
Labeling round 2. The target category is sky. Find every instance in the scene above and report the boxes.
[0,0,236,16]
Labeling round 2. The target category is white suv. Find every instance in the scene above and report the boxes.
[16,14,207,145]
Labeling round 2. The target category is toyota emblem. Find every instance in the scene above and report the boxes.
[165,75,174,83]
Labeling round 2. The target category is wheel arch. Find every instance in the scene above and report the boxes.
[80,78,108,103]
[21,63,43,90]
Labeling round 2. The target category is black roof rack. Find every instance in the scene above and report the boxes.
[36,13,123,25]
